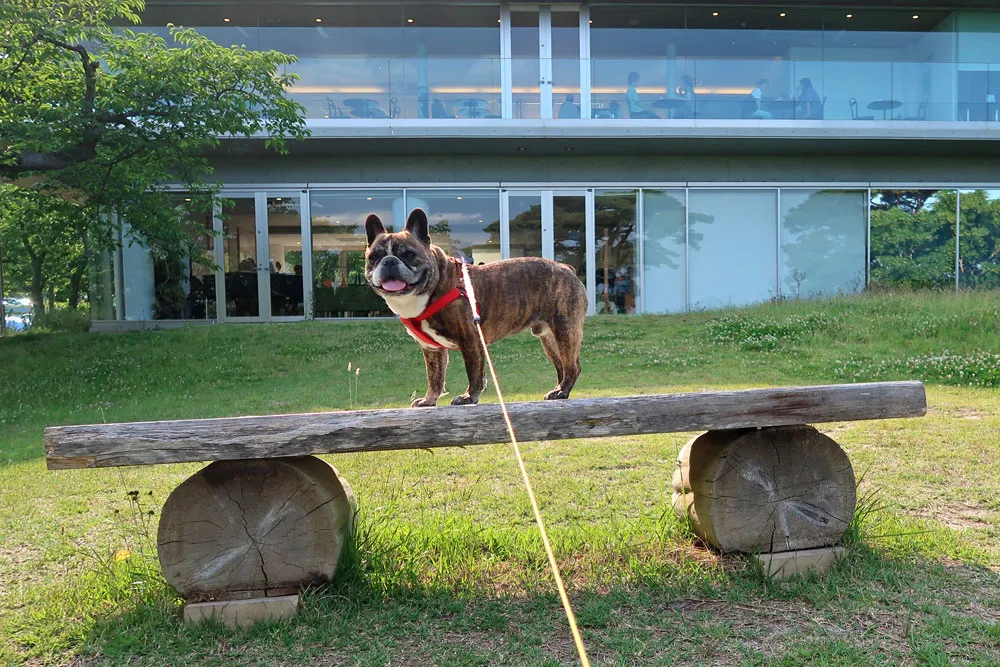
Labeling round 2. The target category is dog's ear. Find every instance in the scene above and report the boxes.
[404,208,431,246]
[365,214,386,247]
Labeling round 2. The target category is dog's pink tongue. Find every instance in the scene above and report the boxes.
[381,279,408,292]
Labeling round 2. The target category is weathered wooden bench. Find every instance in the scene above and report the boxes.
[46,381,926,625]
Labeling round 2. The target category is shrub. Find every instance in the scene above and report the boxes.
[31,308,90,334]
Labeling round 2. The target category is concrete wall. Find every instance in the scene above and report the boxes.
[209,153,1000,188]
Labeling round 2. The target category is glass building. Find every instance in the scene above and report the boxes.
[94,1,1000,326]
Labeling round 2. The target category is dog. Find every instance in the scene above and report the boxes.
[365,208,587,407]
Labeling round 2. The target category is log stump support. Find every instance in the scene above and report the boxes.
[157,456,355,624]
[672,425,857,566]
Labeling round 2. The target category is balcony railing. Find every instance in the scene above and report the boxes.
[281,56,1000,123]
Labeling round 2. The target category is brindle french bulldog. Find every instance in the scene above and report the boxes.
[365,208,587,407]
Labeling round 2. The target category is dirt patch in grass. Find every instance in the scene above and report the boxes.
[916,503,999,530]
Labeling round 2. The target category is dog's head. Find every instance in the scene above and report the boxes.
[364,208,439,297]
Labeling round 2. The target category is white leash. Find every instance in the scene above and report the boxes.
[460,263,591,667]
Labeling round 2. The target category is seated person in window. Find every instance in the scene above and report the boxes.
[747,78,773,119]
[238,257,256,272]
[558,93,581,119]
[795,77,823,120]
[626,71,659,119]
[675,74,697,118]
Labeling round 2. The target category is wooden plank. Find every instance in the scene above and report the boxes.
[45,381,926,470]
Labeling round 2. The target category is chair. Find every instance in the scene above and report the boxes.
[819,95,827,120]
[849,98,875,120]
[905,101,927,121]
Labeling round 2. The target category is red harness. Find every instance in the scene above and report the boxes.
[399,287,466,349]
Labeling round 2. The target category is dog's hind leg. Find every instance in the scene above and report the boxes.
[541,320,582,400]
[412,347,448,407]
[537,331,566,398]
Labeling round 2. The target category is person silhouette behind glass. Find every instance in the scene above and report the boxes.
[795,77,823,120]
[626,71,659,119]
[747,78,773,119]
[558,93,581,119]
[675,74,697,118]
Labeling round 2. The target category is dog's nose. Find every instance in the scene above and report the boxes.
[382,256,400,266]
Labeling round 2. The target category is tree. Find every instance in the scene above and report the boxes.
[870,190,956,288]
[0,186,86,314]
[0,0,307,309]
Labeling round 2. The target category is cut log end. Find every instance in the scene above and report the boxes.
[672,425,856,554]
[157,456,355,601]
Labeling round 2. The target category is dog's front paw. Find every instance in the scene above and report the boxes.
[411,397,438,408]
[543,389,569,400]
[450,394,478,406]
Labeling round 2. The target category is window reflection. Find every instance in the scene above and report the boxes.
[310,191,400,318]
[222,198,260,318]
[642,190,686,314]
[507,195,543,258]
[780,190,866,298]
[870,190,956,288]
[958,190,1000,288]
[688,190,777,310]
[407,190,501,264]
[594,190,638,314]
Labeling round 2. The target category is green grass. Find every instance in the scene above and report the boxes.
[2,290,999,665]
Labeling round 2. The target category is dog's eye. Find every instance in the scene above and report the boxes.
[399,249,415,260]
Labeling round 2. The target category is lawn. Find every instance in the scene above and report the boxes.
[1,291,999,666]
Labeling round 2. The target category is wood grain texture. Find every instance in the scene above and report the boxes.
[157,456,355,601]
[46,381,926,469]
[672,426,857,553]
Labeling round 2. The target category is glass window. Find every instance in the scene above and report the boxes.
[399,5,501,119]
[507,193,542,258]
[266,195,304,317]
[310,190,402,318]
[120,224,155,321]
[152,195,216,320]
[641,190,686,314]
[870,190,956,288]
[688,189,777,310]
[88,247,116,321]
[958,189,1000,289]
[594,190,638,314]
[552,10,581,119]
[553,195,587,283]
[512,9,541,119]
[406,190,501,264]
[780,190,867,298]
[259,4,402,120]
[222,197,260,318]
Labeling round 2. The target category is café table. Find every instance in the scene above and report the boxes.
[868,99,902,120]
[651,97,688,118]
[454,98,491,118]
[343,98,379,118]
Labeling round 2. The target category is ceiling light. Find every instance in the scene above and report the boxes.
[517,146,527,152]
[912,14,919,19]
[275,197,282,201]
[223,17,231,23]
[845,13,853,18]
[588,19,593,24]
[564,146,574,152]
[478,219,483,223]
[712,12,719,17]
[456,196,463,200]
[779,12,786,18]
[315,17,322,23]
[335,220,341,223]
[406,18,414,23]
[184,198,192,202]
[366,197,373,200]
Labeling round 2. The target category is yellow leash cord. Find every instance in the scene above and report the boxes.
[461,264,592,667]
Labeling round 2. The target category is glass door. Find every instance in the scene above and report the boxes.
[502,189,595,313]
[264,192,307,321]
[506,5,585,120]
[218,192,308,322]
[219,194,265,321]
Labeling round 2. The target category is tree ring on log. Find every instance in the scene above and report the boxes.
[157,456,355,601]
[672,425,856,554]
